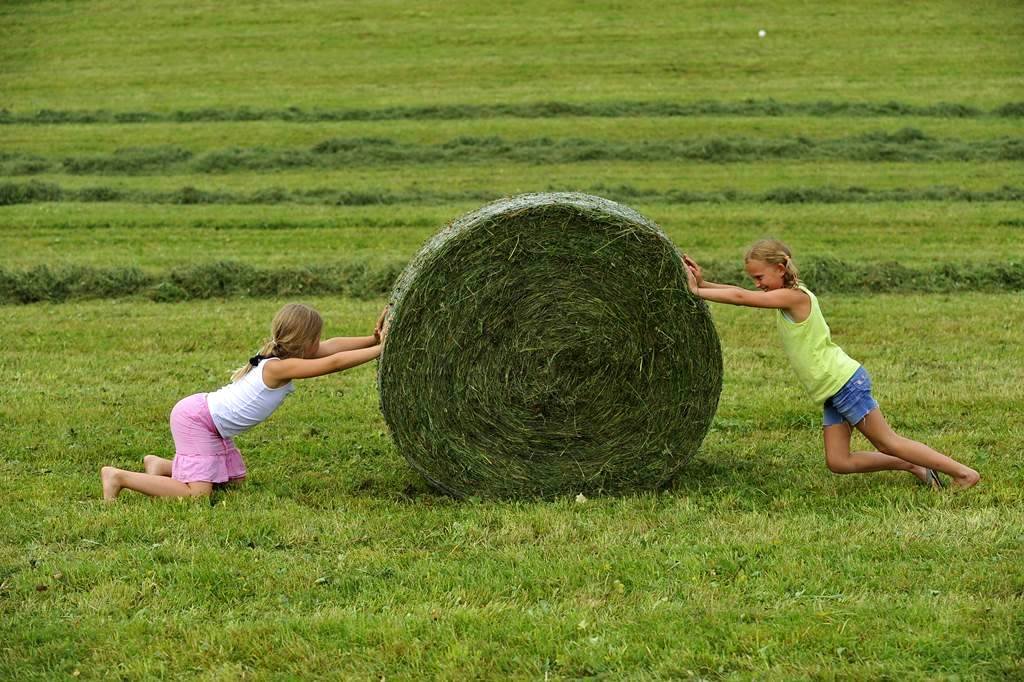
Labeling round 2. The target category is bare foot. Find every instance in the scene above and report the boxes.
[952,468,981,489]
[100,467,122,501]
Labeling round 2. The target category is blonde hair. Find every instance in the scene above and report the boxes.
[744,239,801,289]
[231,303,323,381]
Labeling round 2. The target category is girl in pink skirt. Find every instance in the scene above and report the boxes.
[100,303,387,501]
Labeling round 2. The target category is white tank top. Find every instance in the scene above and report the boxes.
[207,358,295,438]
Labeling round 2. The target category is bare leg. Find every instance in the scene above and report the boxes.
[823,422,931,483]
[143,455,173,476]
[101,467,213,501]
[855,409,980,489]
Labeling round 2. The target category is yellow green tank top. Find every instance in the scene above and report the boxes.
[776,285,860,403]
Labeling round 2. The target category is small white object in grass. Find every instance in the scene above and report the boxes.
[758,29,766,38]
[575,492,587,504]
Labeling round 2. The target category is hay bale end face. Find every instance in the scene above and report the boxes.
[378,193,722,498]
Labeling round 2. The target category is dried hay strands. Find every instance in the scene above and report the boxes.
[379,193,722,498]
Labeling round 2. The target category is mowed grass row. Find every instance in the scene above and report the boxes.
[3,0,1022,110]
[6,159,1021,196]
[2,203,1022,271]
[3,100,1023,127]
[4,116,1023,155]
[1,295,1021,678]
[6,137,1021,178]
[5,134,1022,176]
[6,153,1020,296]
[3,116,1020,190]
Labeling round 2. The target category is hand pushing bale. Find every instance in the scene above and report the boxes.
[378,192,722,499]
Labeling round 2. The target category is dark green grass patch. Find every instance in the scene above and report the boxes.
[2,100,1022,126]
[58,145,194,175]
[698,258,1024,294]
[596,183,1024,206]
[1,257,1021,306]
[5,116,1021,157]
[3,180,1022,208]
[0,261,405,305]
[3,131,1021,176]
[8,155,1020,202]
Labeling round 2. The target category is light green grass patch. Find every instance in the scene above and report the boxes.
[2,202,1021,271]
[1,295,1021,678]
[2,0,1022,676]
[12,159,1024,196]
[4,117,1022,155]
[2,0,1022,109]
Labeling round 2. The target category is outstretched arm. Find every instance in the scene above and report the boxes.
[314,335,377,356]
[681,254,746,291]
[697,281,749,291]
[685,264,803,310]
[695,287,800,309]
[264,345,382,385]
[313,305,389,356]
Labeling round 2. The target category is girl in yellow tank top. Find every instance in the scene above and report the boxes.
[684,239,979,490]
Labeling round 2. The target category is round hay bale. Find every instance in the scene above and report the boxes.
[378,192,722,498]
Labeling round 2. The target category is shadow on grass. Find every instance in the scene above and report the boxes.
[213,432,1000,512]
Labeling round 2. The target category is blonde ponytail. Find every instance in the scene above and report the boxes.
[231,303,323,381]
[744,239,801,288]
[231,339,278,382]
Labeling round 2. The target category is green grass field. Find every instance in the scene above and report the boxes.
[2,0,1022,678]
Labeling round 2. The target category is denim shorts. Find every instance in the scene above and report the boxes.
[823,366,879,427]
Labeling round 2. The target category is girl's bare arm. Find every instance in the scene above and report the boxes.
[681,254,746,291]
[314,336,377,356]
[313,306,388,356]
[695,286,804,309]
[685,264,805,310]
[264,345,381,385]
[698,281,749,291]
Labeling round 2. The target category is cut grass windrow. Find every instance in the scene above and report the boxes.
[2,100,1022,126]
[3,181,1023,208]
[2,131,1022,176]
[0,261,405,305]
[2,258,1021,305]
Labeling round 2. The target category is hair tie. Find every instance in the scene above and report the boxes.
[249,354,264,367]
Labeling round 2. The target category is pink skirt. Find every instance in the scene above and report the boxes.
[169,393,246,484]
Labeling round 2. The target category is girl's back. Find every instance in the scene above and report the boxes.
[207,358,296,439]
